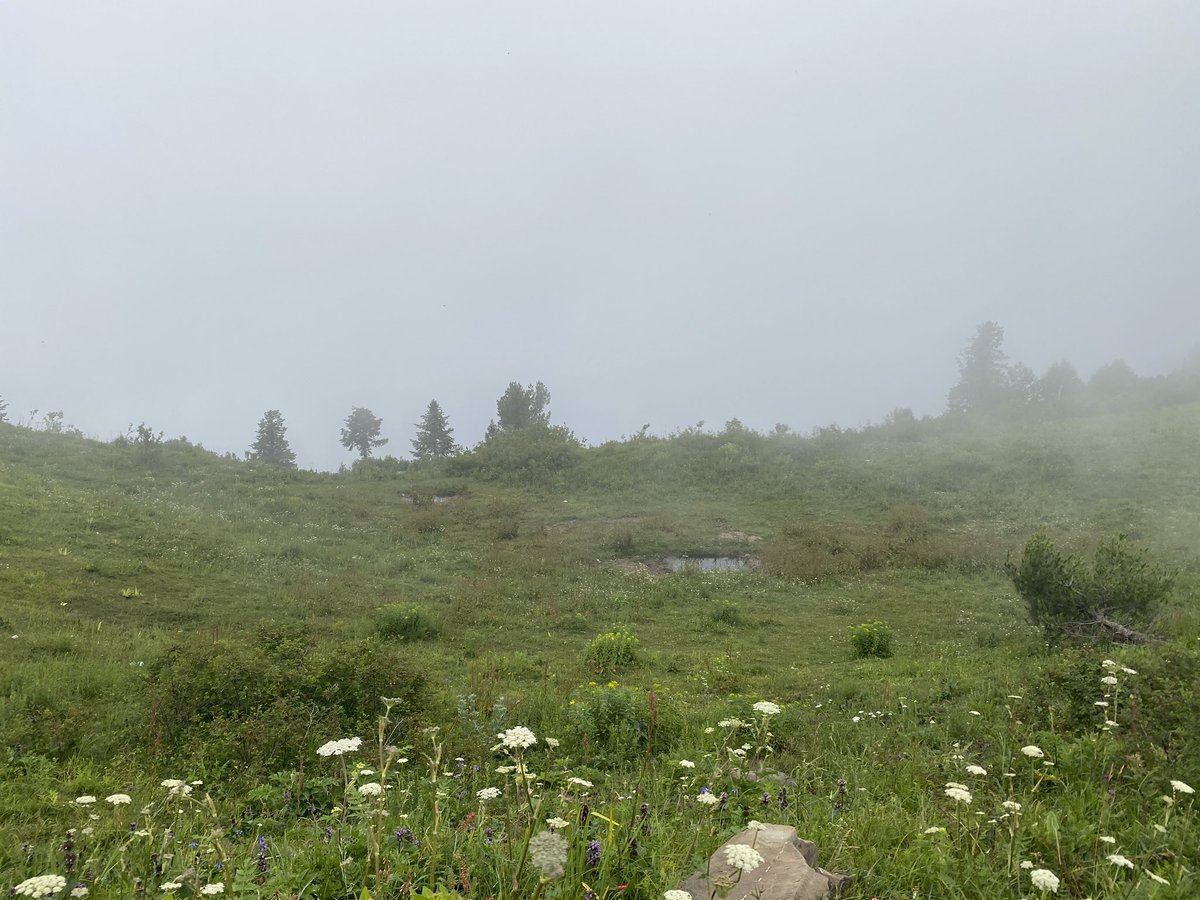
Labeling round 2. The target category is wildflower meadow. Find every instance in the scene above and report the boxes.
[2,409,1199,897]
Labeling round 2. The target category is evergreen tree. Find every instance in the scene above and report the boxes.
[249,410,297,468]
[340,407,387,460]
[495,381,551,431]
[411,400,456,460]
[947,321,1010,414]
[0,396,8,424]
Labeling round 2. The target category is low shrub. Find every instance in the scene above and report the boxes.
[849,620,894,659]
[376,603,439,641]
[584,625,640,674]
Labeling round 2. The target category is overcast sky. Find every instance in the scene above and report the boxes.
[2,2,1197,470]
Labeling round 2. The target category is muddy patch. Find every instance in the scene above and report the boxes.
[719,530,762,543]
[663,555,758,573]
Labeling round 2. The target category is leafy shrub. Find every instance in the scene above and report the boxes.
[375,603,439,641]
[1008,533,1174,642]
[568,681,680,763]
[848,620,894,659]
[709,599,743,627]
[584,626,640,674]
[149,625,428,772]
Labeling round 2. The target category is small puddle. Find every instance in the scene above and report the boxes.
[664,555,756,573]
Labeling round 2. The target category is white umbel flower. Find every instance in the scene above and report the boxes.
[664,892,693,900]
[200,886,226,896]
[1029,868,1059,893]
[316,737,362,757]
[497,726,537,750]
[965,765,987,776]
[1021,745,1045,758]
[476,787,501,801]
[1106,853,1134,869]
[944,786,972,804]
[1170,779,1194,794]
[358,782,383,797]
[14,875,67,898]
[724,843,765,872]
[752,700,781,716]
[105,793,132,805]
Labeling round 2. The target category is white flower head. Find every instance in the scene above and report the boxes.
[944,786,972,804]
[546,816,569,829]
[1002,800,1022,811]
[316,736,362,757]
[923,826,945,834]
[1170,779,1194,795]
[1100,675,1119,686]
[965,765,987,776]
[160,884,183,893]
[497,726,537,750]
[724,843,765,872]
[664,892,693,900]
[1020,860,1033,870]
[1146,872,1170,885]
[200,886,226,896]
[14,875,67,898]
[752,700,781,716]
[567,777,593,788]
[476,787,501,801]
[71,889,90,898]
[696,792,720,806]
[678,759,696,769]
[544,737,560,748]
[528,830,568,880]
[717,718,745,729]
[1106,853,1134,869]
[105,793,132,806]
[746,820,769,831]
[945,781,969,791]
[1121,666,1137,675]
[160,779,184,789]
[358,782,383,797]
[1030,868,1060,893]
[1021,745,1045,758]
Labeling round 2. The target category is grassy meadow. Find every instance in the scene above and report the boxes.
[1,405,1199,898]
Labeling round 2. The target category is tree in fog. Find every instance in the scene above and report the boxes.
[947,321,1010,414]
[495,381,551,431]
[249,410,297,468]
[411,400,457,460]
[1036,360,1085,406]
[340,407,388,460]
[0,396,7,423]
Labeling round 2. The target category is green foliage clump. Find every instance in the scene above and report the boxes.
[709,599,743,627]
[568,681,679,762]
[1008,533,1174,642]
[584,625,640,674]
[375,603,439,641]
[150,626,428,772]
[849,620,894,659]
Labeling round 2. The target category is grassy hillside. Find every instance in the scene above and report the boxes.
[1,407,1198,898]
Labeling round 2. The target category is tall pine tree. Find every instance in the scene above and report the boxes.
[411,400,456,460]
[249,410,297,468]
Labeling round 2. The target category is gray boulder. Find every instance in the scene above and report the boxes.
[675,824,850,900]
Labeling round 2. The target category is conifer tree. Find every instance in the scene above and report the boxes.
[340,407,387,460]
[411,400,456,460]
[495,381,551,431]
[250,410,297,468]
[0,396,8,423]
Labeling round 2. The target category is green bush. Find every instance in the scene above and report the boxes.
[149,625,428,772]
[568,681,680,763]
[584,625,640,674]
[848,620,894,659]
[1008,533,1174,642]
[376,603,438,641]
[709,599,743,627]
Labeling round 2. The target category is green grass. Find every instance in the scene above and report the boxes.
[1,407,1198,897]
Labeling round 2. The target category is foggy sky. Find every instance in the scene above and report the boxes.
[3,2,1198,470]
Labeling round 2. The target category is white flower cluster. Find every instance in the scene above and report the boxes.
[546,816,569,829]
[1020,745,1045,758]
[358,782,383,797]
[752,700,781,716]
[316,736,362,757]
[1170,779,1194,795]
[943,783,972,804]
[717,718,745,729]
[106,793,132,806]
[664,892,693,900]
[14,875,67,898]
[696,792,720,806]
[160,779,192,798]
[567,777,593,788]
[476,787,501,801]
[678,759,696,769]
[1107,853,1134,869]
[497,726,537,750]
[200,886,225,896]
[1029,868,1059,893]
[965,765,987,776]
[74,795,97,805]
[528,830,568,880]
[724,843,764,872]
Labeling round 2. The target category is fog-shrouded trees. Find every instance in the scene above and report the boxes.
[411,400,457,461]
[948,321,1011,414]
[495,381,551,432]
[340,407,388,460]
[0,396,7,423]
[249,410,297,469]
